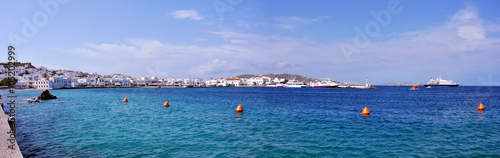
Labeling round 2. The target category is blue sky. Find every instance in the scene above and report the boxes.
[2,0,500,85]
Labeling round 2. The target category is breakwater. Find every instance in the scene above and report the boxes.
[0,102,23,158]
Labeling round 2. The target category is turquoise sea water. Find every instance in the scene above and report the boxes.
[4,86,500,157]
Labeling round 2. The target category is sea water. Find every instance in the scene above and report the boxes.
[4,86,500,157]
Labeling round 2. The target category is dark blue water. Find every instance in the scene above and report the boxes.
[4,86,500,157]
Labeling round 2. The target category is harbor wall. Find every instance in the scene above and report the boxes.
[0,102,23,158]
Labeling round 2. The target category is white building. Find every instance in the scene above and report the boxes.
[15,66,26,75]
[15,80,29,89]
[246,77,269,86]
[97,78,111,87]
[134,77,152,86]
[34,79,53,89]
[50,77,73,89]
[225,78,242,86]
[111,78,132,87]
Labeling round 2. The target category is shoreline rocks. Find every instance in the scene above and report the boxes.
[36,90,57,100]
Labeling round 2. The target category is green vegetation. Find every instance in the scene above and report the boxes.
[0,77,18,86]
[78,73,89,78]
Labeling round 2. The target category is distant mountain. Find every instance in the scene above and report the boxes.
[381,82,424,86]
[234,73,321,82]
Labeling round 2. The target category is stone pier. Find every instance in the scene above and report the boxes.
[0,102,23,157]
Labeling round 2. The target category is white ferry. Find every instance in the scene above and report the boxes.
[310,81,339,88]
[423,76,459,87]
[283,80,307,88]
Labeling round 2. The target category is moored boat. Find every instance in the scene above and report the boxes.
[310,81,339,88]
[283,80,307,88]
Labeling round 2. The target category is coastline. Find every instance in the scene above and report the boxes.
[0,102,23,157]
[1,86,378,91]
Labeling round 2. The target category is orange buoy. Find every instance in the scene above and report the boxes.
[236,105,243,112]
[478,103,485,110]
[411,86,419,90]
[362,106,370,115]
[163,101,169,107]
[123,98,128,102]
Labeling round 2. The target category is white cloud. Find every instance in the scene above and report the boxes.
[456,25,485,40]
[386,31,417,37]
[170,10,203,21]
[236,20,251,28]
[448,5,485,40]
[56,5,499,84]
[193,59,228,74]
[336,4,500,83]
[206,31,259,44]
[59,28,319,78]
[193,38,208,41]
[273,16,330,30]
[274,16,329,24]
[274,24,297,30]
[486,24,500,33]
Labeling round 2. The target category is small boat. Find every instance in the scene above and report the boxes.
[410,85,419,90]
[157,86,161,88]
[276,84,283,88]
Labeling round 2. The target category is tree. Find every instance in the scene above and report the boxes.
[43,73,48,78]
[0,77,18,86]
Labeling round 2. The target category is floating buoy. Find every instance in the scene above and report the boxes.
[411,86,419,90]
[236,105,243,112]
[123,98,128,102]
[163,101,169,107]
[362,106,370,115]
[478,103,485,110]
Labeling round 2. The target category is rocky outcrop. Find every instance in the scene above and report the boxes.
[27,100,41,103]
[37,90,57,100]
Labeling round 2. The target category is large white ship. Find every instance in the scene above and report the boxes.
[423,76,459,87]
[283,80,307,88]
[310,81,339,88]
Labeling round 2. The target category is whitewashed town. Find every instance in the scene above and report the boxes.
[1,62,374,89]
